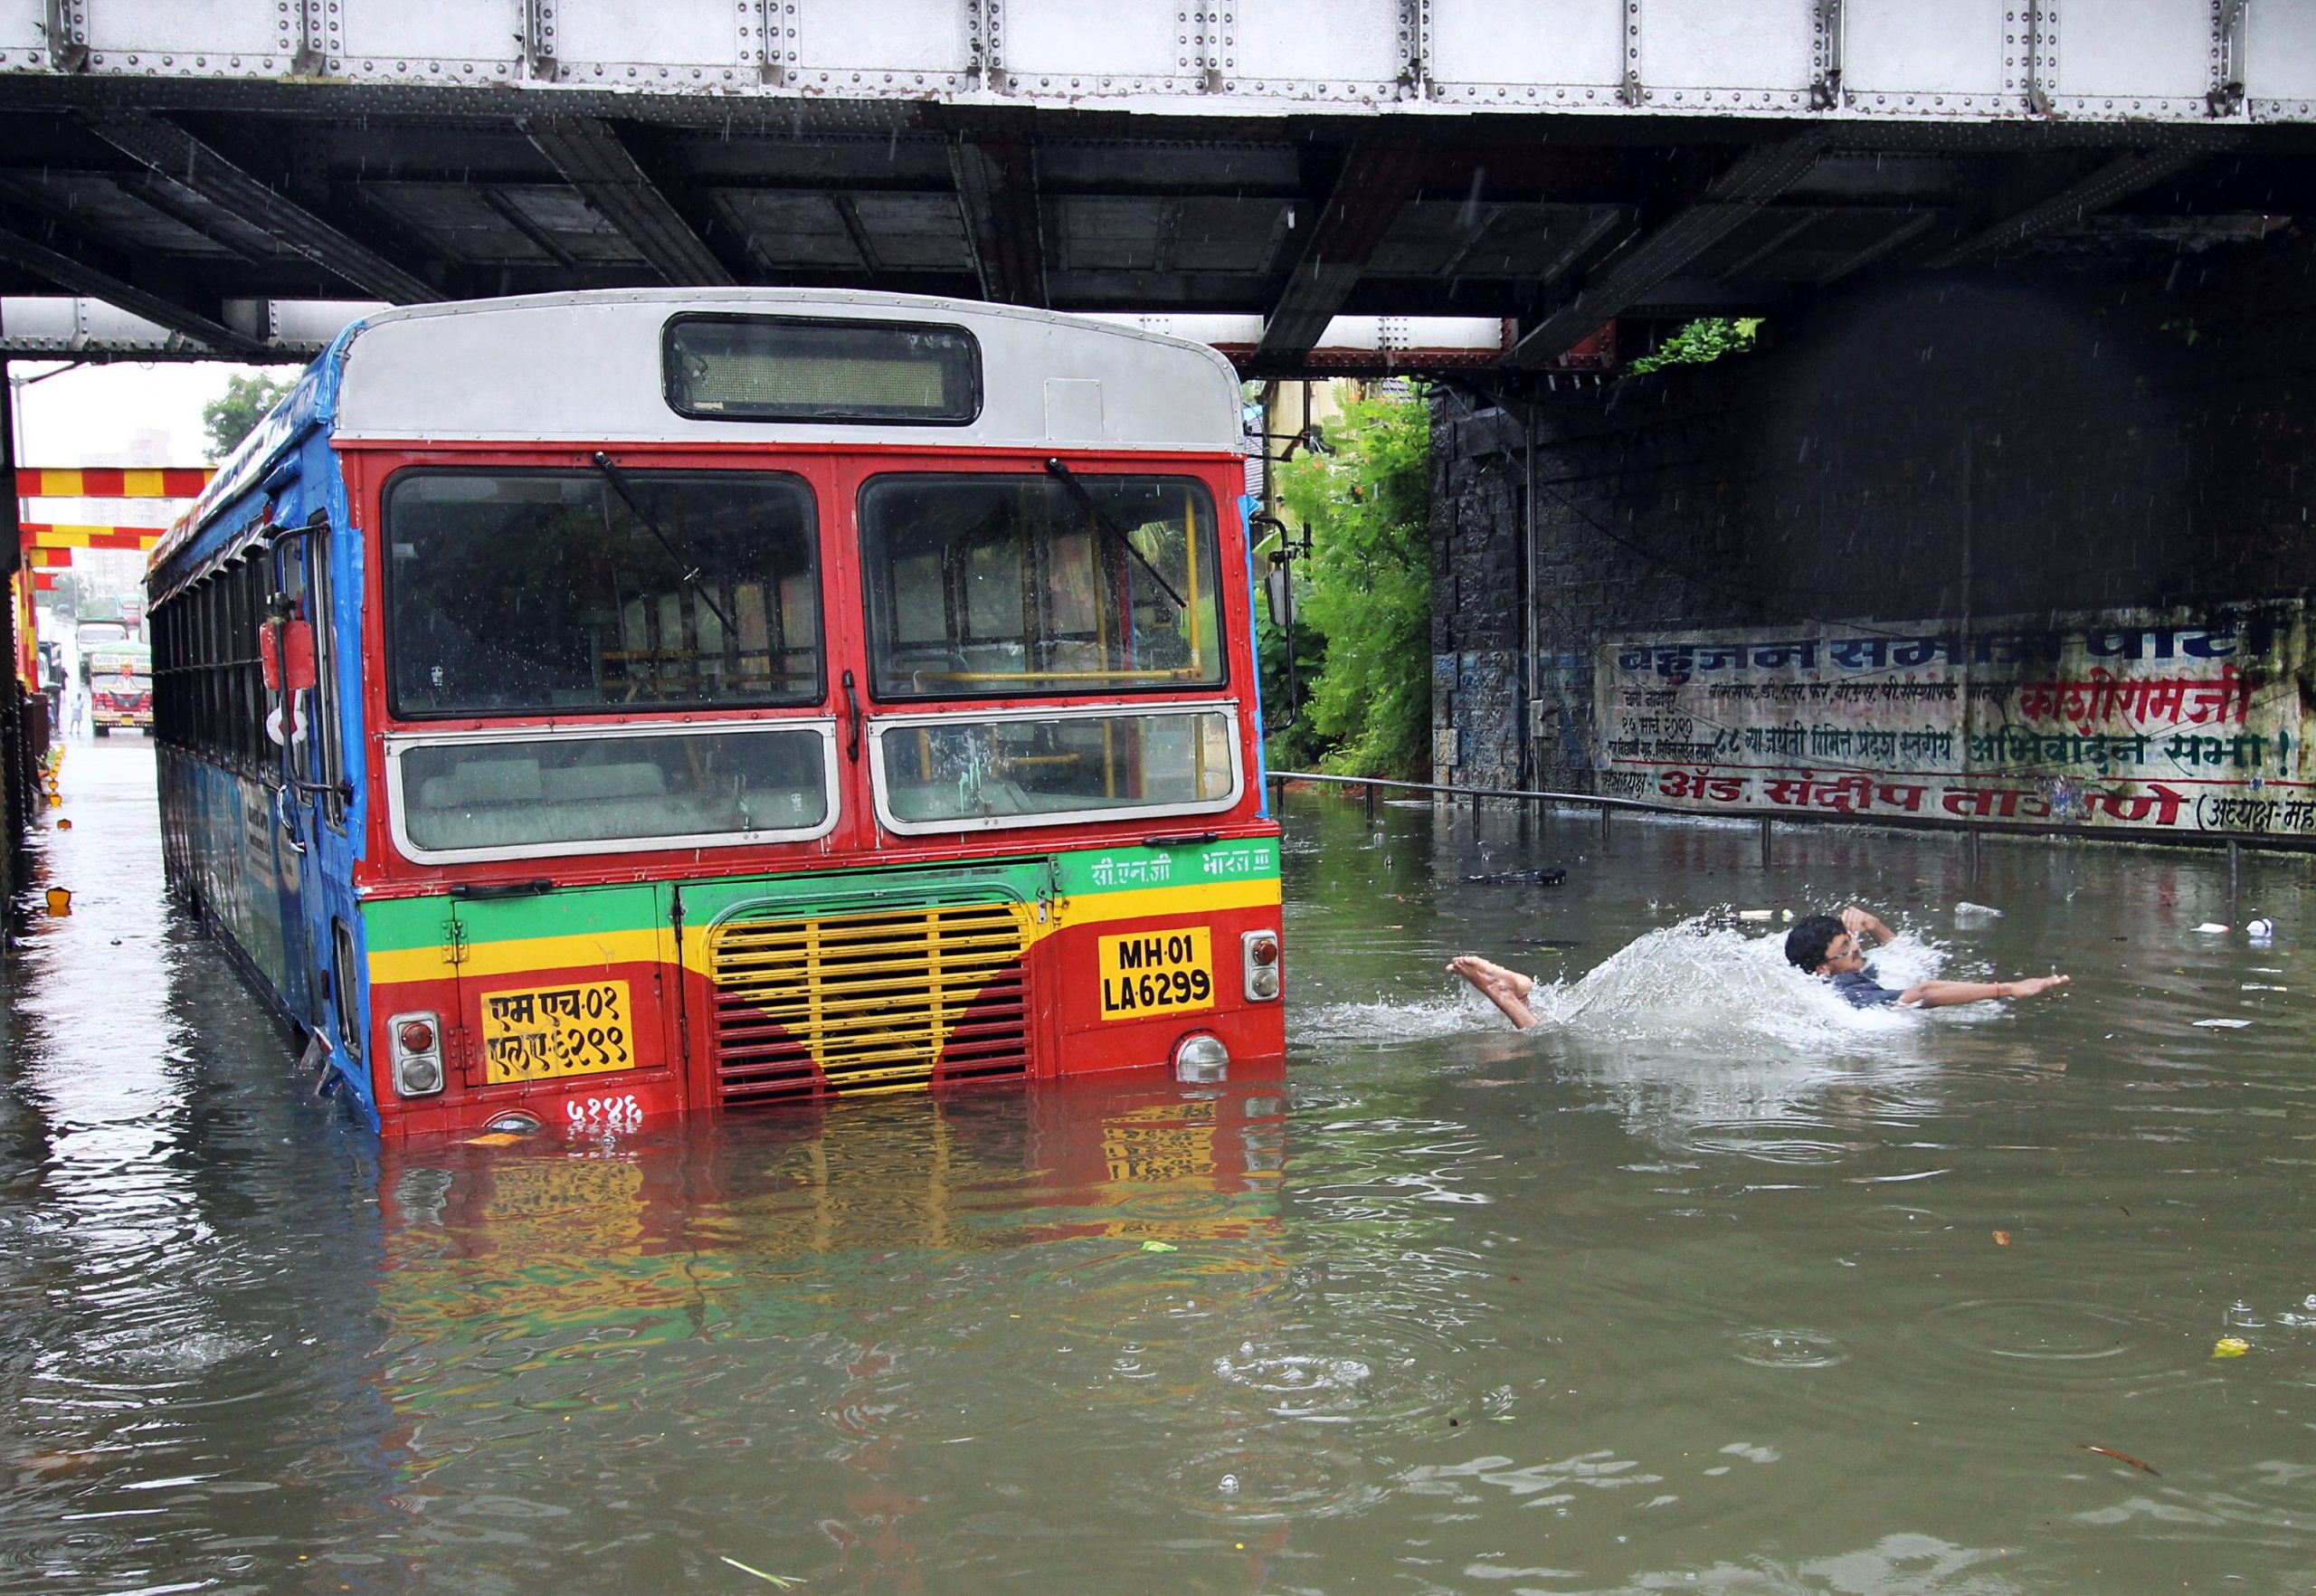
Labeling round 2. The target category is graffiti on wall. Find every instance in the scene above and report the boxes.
[1593,606,2314,837]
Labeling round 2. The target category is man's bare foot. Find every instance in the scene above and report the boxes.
[1447,954,1532,998]
[1448,954,1542,1031]
[2009,974,2070,998]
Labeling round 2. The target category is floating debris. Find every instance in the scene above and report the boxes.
[2076,1443,2160,1476]
[1462,867,1567,886]
[2213,1337,2250,1358]
[719,1557,805,1587]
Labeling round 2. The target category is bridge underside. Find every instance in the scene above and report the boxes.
[0,0,2311,369]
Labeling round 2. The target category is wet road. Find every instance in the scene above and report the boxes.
[5,739,2313,1593]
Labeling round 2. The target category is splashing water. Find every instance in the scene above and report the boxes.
[1298,916,1977,1053]
[1516,917,1952,1048]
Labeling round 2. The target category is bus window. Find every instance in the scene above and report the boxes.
[872,707,1238,831]
[385,470,819,718]
[393,725,834,860]
[860,473,1223,700]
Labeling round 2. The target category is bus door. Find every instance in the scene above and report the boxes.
[272,512,365,1078]
[256,518,324,1031]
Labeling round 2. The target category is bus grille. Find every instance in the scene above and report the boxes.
[707,901,1030,1106]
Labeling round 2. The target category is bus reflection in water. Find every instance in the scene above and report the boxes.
[147,292,1285,1135]
[368,1081,1288,1582]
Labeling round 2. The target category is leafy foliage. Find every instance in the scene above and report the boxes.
[1271,385,1434,779]
[201,372,297,461]
[1627,316,1762,375]
[1255,588,1330,770]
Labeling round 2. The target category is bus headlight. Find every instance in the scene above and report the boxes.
[1173,1032,1229,1083]
[389,1010,446,1097]
[1241,930,1282,1002]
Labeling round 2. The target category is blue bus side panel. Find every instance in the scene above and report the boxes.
[157,747,296,1000]
[149,320,378,1127]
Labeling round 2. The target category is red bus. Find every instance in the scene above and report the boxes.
[148,290,1285,1136]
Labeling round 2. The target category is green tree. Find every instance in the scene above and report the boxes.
[201,371,298,461]
[1254,562,1330,770]
[1274,385,1433,779]
[1626,316,1762,375]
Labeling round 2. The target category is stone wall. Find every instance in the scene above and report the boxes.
[1434,238,2316,794]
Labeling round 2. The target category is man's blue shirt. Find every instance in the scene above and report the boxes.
[1827,967,1907,1008]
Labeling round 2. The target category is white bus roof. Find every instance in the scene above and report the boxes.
[334,289,1247,455]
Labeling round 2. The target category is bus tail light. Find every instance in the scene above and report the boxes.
[1241,931,1282,1002]
[389,1010,445,1097]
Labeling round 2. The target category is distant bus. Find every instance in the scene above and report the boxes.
[147,290,1284,1137]
[84,641,151,735]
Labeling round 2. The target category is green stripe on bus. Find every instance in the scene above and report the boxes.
[360,837,1275,951]
[1053,837,1277,896]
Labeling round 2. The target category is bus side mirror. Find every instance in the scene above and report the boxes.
[1263,559,1294,627]
[260,619,318,692]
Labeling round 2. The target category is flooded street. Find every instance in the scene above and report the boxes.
[5,742,2314,1593]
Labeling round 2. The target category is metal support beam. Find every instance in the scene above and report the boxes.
[1919,145,2221,270]
[949,138,1048,309]
[77,109,439,305]
[1502,129,1829,368]
[1250,141,1428,372]
[2212,0,2250,116]
[0,227,269,357]
[519,116,734,287]
[1811,0,1845,109]
[518,117,726,288]
[1813,209,1935,286]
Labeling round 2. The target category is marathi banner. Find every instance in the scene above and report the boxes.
[1593,605,2315,838]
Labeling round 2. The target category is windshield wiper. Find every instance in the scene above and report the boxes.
[593,451,736,635]
[1042,458,1186,612]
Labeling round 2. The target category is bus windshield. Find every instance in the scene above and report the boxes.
[385,468,820,717]
[860,472,1223,700]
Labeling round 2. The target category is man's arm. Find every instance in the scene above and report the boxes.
[1842,905,1896,946]
[1900,974,2070,1009]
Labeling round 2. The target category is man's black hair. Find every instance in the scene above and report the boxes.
[1785,914,1847,972]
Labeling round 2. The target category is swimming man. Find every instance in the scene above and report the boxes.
[1785,905,2069,1009]
[1447,905,2067,1030]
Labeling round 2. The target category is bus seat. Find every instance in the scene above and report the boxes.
[541,762,667,803]
[420,757,545,809]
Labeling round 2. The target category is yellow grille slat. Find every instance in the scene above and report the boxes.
[714,947,1020,982]
[707,899,1030,1105]
[715,970,1018,1008]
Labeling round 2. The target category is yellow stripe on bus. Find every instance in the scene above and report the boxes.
[1066,878,1281,925]
[368,929,670,986]
[365,878,1281,989]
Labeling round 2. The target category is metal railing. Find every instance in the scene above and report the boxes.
[1265,767,1676,839]
[1261,768,2308,886]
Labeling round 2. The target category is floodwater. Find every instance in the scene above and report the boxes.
[5,742,2315,1594]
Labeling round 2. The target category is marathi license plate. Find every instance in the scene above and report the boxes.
[1097,927,1214,1019]
[479,979,635,1083]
